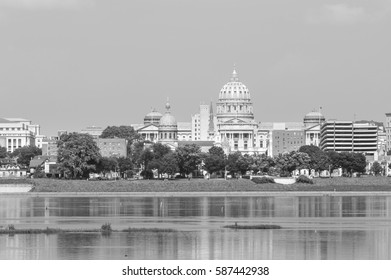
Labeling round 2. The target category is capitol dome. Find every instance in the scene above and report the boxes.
[159,100,177,129]
[216,67,254,123]
[144,109,162,125]
[219,69,251,101]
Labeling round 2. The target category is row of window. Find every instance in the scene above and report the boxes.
[0,127,22,131]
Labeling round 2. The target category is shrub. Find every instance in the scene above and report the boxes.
[251,177,275,184]
[296,175,313,184]
[101,223,112,232]
[7,224,15,231]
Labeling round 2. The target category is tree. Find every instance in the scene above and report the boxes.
[203,146,226,174]
[226,152,249,176]
[57,133,101,179]
[274,151,310,176]
[100,125,141,157]
[96,157,118,176]
[0,146,7,159]
[160,153,179,176]
[12,146,42,166]
[370,161,383,176]
[298,145,330,172]
[117,157,133,177]
[151,143,171,159]
[175,144,202,176]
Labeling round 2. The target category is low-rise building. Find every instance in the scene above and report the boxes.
[0,164,27,178]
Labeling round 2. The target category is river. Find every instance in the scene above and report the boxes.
[1,194,391,259]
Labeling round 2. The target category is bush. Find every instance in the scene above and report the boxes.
[101,223,112,232]
[251,177,275,184]
[279,171,291,177]
[296,175,313,184]
[242,175,251,179]
[7,224,15,231]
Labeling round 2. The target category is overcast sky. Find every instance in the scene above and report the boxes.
[0,0,390,136]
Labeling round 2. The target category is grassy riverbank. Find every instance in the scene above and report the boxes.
[2,177,391,192]
[18,177,391,192]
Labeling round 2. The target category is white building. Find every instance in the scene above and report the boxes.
[0,118,41,153]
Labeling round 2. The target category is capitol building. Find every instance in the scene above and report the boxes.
[131,67,326,156]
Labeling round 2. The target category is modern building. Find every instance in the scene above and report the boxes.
[320,120,378,155]
[0,118,41,152]
[81,126,104,139]
[95,138,127,158]
[386,113,391,153]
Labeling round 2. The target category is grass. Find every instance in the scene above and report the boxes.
[0,178,32,185]
[25,176,391,192]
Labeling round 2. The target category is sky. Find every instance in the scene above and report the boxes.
[0,0,390,136]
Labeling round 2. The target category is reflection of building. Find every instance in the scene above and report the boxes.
[0,118,41,152]
[386,113,391,153]
[320,120,378,155]
[95,138,127,157]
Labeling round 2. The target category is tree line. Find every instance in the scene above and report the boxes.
[2,125,386,179]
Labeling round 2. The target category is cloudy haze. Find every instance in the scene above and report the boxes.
[0,0,390,136]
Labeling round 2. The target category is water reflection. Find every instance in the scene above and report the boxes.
[1,195,391,259]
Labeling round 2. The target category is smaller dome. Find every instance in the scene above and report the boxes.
[304,111,325,126]
[159,100,177,128]
[144,109,162,125]
[159,113,177,127]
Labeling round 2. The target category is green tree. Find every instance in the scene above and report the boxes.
[117,157,133,177]
[0,146,7,159]
[12,146,42,166]
[370,161,383,176]
[96,157,118,176]
[151,143,171,159]
[226,152,249,176]
[57,133,101,179]
[175,144,202,176]
[298,145,330,172]
[100,125,141,157]
[203,146,226,174]
[274,151,310,176]
[160,153,179,176]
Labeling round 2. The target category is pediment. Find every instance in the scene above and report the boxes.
[137,124,159,131]
[223,118,249,124]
